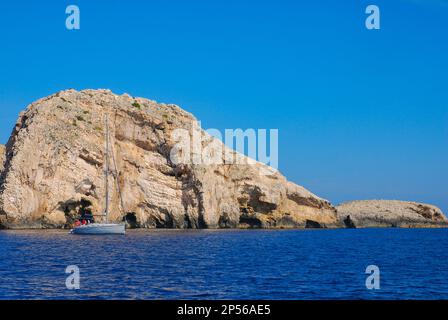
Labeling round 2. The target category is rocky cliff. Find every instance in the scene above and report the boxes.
[0,144,5,173]
[0,89,338,229]
[337,200,447,228]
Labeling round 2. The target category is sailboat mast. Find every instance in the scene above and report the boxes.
[105,114,110,223]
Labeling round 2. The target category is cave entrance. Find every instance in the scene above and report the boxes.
[123,212,139,228]
[60,199,94,227]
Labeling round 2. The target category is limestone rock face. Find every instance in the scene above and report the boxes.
[0,144,5,173]
[336,200,447,228]
[0,89,338,229]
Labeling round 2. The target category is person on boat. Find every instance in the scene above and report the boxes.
[81,208,95,224]
[74,220,81,227]
[82,219,86,225]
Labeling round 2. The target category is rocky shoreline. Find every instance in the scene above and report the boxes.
[336,200,447,229]
[0,90,446,230]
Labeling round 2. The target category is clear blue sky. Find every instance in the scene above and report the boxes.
[0,0,447,211]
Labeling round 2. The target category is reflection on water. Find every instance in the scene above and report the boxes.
[0,228,447,299]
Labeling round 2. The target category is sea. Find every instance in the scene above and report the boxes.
[0,228,447,300]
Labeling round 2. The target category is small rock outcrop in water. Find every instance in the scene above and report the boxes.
[0,89,338,229]
[336,200,448,228]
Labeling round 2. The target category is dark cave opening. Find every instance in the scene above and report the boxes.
[60,198,93,227]
[123,212,139,228]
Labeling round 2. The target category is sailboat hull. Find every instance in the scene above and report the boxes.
[70,223,126,235]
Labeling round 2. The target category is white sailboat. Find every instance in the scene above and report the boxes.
[71,114,126,235]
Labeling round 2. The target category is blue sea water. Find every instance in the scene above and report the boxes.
[0,228,447,300]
